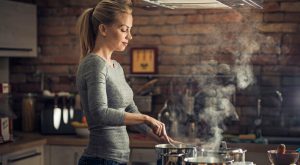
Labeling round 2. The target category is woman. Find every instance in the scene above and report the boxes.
[76,0,177,164]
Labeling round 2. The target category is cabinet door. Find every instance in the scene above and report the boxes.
[130,148,156,165]
[47,145,85,165]
[2,145,44,165]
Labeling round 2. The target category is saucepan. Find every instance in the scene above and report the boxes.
[155,143,197,165]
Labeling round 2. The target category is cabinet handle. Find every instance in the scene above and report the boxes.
[7,152,41,163]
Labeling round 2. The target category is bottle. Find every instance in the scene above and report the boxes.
[22,93,35,132]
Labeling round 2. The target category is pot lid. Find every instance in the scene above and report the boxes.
[155,143,197,149]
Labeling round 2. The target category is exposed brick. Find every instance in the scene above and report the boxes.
[37,65,70,74]
[133,16,149,25]
[204,11,243,23]
[166,16,185,24]
[176,24,216,34]
[138,26,177,35]
[261,76,281,86]
[182,45,201,55]
[263,2,281,12]
[37,55,79,64]
[263,13,284,22]
[39,7,84,17]
[186,14,204,24]
[257,23,298,32]
[39,36,78,46]
[283,34,300,44]
[130,36,161,45]
[282,76,300,86]
[10,74,27,83]
[133,8,162,16]
[39,26,69,36]
[279,55,300,65]
[280,66,300,76]
[39,16,77,26]
[158,65,178,74]
[161,35,195,46]
[163,9,197,15]
[282,44,300,56]
[160,55,199,65]
[10,65,37,73]
[149,16,167,25]
[284,13,300,22]
[281,2,300,12]
[251,54,278,65]
[159,46,181,55]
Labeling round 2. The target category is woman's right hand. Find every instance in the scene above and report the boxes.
[144,115,169,139]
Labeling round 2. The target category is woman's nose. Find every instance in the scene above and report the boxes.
[126,31,133,40]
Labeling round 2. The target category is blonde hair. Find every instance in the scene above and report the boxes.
[77,0,133,61]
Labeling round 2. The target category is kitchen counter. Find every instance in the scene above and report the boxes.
[0,133,158,155]
[1,132,299,155]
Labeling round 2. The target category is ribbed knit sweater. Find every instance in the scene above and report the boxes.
[76,54,151,163]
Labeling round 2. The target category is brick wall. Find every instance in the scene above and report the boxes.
[10,0,300,136]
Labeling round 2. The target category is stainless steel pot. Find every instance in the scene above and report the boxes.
[155,143,197,165]
[198,148,247,162]
[199,141,247,162]
[184,155,234,165]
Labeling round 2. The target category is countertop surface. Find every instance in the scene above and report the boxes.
[1,132,299,155]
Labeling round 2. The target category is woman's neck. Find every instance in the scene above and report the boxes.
[92,44,114,67]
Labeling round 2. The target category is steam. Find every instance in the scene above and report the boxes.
[198,10,261,150]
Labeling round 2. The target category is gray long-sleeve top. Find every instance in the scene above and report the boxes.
[76,54,152,163]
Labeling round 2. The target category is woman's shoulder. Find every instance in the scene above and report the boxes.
[79,54,107,71]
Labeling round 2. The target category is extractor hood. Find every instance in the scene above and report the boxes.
[138,0,263,9]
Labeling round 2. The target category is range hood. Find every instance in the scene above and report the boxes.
[139,0,263,9]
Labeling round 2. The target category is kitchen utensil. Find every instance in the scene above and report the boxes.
[267,150,299,165]
[155,143,197,165]
[254,99,262,126]
[69,97,74,119]
[53,96,61,130]
[62,97,69,124]
[184,155,234,165]
[135,79,158,96]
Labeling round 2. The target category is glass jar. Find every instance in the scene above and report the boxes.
[22,93,35,132]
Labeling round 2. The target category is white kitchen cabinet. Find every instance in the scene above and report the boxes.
[1,145,44,165]
[0,0,37,57]
[44,145,85,165]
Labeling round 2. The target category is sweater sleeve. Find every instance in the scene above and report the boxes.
[125,102,152,134]
[85,58,125,127]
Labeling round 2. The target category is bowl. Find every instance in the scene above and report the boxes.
[74,127,89,138]
[267,150,299,165]
[71,121,89,138]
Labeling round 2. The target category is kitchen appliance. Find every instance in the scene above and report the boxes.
[40,96,83,135]
[155,143,197,165]
[0,117,13,144]
[138,0,263,9]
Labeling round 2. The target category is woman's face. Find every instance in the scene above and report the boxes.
[105,12,133,52]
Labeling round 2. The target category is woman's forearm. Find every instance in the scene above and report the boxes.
[124,112,148,125]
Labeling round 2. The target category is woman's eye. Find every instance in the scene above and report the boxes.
[121,29,128,32]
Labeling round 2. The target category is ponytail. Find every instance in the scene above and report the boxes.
[77,0,133,62]
[77,8,96,61]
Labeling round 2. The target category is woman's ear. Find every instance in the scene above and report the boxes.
[98,24,107,37]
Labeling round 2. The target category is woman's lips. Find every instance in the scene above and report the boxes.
[122,42,128,46]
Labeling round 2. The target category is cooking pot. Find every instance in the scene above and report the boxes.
[198,147,246,162]
[155,143,197,165]
[184,155,234,165]
[199,141,247,162]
